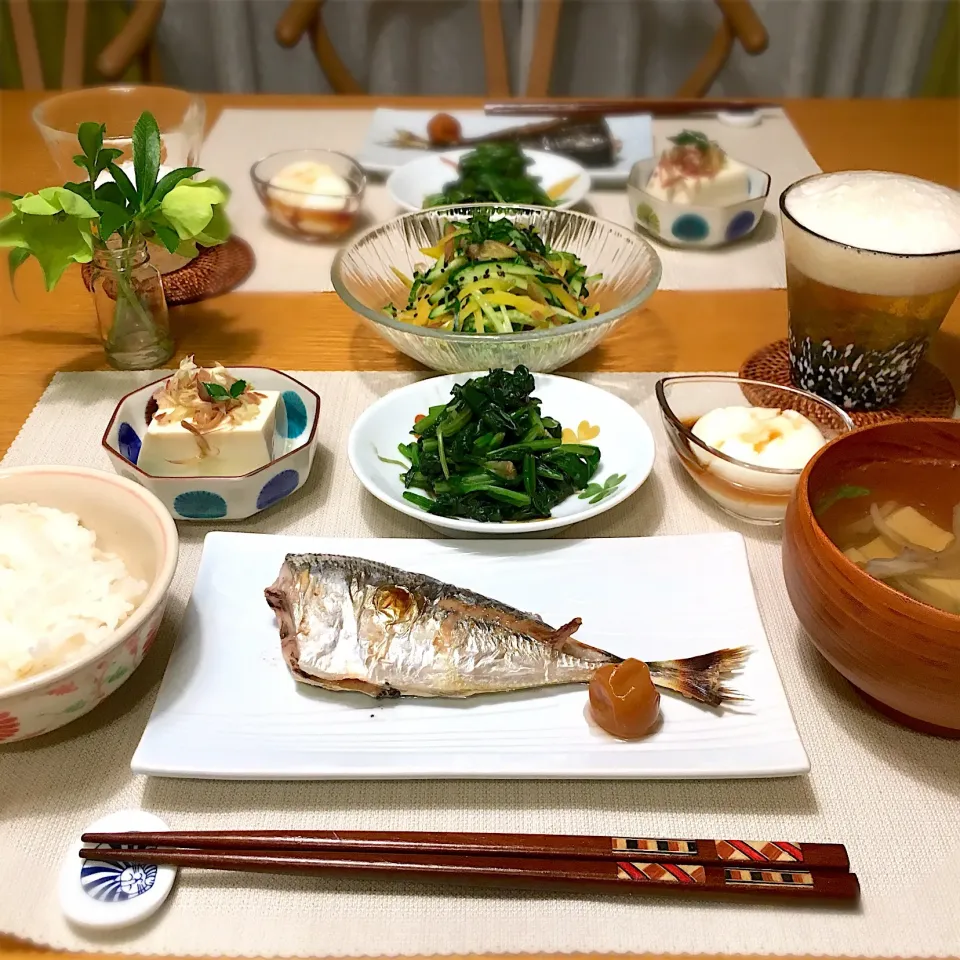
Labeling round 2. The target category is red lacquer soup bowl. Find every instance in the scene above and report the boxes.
[783,418,960,736]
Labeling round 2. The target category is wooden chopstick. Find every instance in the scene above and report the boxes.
[80,830,849,871]
[484,100,778,117]
[79,846,859,903]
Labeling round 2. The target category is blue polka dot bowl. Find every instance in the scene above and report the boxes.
[102,368,320,522]
[627,157,770,249]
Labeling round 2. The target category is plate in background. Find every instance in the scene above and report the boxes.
[359,108,654,186]
[131,533,809,780]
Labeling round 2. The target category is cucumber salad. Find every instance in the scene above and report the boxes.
[384,212,602,334]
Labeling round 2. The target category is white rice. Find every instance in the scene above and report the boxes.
[0,503,147,689]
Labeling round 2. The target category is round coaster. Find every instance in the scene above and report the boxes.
[718,109,762,127]
[81,236,254,306]
[60,810,177,931]
[740,339,957,426]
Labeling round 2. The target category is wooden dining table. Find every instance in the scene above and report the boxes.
[1,91,959,960]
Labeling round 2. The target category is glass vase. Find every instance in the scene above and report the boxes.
[90,239,173,370]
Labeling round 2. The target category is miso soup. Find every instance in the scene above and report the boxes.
[815,460,960,615]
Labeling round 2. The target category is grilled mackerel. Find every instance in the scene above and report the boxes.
[265,554,748,706]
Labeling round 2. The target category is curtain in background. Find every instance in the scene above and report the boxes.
[157,0,524,94]
[155,0,947,98]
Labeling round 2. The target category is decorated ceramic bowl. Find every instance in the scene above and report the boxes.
[627,158,770,248]
[102,368,320,521]
[0,466,178,743]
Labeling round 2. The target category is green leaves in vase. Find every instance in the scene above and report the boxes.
[0,110,232,291]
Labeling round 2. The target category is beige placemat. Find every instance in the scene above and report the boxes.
[2,372,958,958]
[203,109,819,295]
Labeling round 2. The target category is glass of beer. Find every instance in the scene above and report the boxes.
[780,172,960,411]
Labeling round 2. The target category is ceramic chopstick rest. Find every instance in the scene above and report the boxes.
[60,810,177,930]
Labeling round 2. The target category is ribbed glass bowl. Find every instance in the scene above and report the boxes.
[331,204,662,373]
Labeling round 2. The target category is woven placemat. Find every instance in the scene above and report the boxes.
[740,339,957,425]
[1,371,958,959]
[81,237,255,306]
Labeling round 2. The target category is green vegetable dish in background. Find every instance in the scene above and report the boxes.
[424,143,557,208]
[385,211,602,333]
[386,366,605,523]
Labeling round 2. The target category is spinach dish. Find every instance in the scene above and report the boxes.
[388,366,604,523]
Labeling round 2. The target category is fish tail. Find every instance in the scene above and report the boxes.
[646,646,752,708]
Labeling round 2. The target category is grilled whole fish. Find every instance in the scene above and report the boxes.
[264,554,748,706]
[388,116,617,169]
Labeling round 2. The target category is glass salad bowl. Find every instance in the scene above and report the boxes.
[331,203,662,373]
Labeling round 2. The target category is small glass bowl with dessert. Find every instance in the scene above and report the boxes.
[627,130,770,248]
[102,357,320,521]
[251,149,366,241]
[656,375,854,525]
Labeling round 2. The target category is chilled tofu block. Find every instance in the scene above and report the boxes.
[843,547,866,564]
[646,156,751,206]
[138,391,281,477]
[883,506,954,552]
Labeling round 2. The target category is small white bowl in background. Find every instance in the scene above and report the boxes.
[627,157,770,248]
[348,371,655,537]
[102,368,320,521]
[387,148,591,212]
[0,466,179,742]
[251,148,366,241]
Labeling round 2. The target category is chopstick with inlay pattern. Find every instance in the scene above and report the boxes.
[78,845,859,903]
[81,830,849,870]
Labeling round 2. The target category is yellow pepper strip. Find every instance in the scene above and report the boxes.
[413,298,432,325]
[459,300,480,324]
[391,266,413,287]
[484,291,550,320]
[419,243,445,259]
[457,277,512,300]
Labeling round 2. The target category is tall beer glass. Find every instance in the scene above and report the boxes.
[780,172,960,411]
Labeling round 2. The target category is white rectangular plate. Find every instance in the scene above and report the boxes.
[133,533,809,780]
[358,108,654,186]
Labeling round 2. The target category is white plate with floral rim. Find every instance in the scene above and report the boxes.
[347,371,655,536]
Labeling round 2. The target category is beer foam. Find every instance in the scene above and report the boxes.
[784,172,960,255]
[782,172,960,296]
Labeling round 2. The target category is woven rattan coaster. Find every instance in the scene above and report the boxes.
[82,236,254,306]
[740,339,956,426]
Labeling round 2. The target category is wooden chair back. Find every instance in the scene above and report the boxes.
[6,0,163,90]
[525,0,768,98]
[276,0,511,96]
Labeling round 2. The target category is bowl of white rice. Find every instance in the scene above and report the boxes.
[0,466,178,743]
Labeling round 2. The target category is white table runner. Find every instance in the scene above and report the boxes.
[201,108,820,294]
[1,371,958,958]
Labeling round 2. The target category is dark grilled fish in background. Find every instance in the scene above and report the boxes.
[265,554,748,706]
[475,117,617,168]
[388,116,618,169]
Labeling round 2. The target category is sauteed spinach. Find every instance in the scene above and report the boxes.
[389,366,602,523]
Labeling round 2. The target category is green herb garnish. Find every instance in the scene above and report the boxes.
[668,130,712,151]
[815,484,871,516]
[391,366,603,523]
[202,380,247,402]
